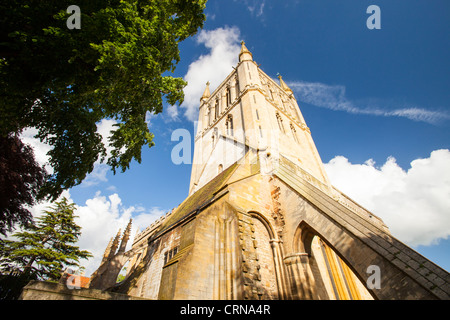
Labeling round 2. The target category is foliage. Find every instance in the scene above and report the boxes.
[0,198,92,281]
[0,0,207,201]
[0,133,47,236]
[116,267,127,283]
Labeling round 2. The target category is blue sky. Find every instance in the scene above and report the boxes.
[25,0,450,276]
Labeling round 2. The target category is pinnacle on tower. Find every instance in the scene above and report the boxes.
[278,74,293,94]
[101,237,114,264]
[108,228,122,259]
[201,81,211,102]
[239,41,253,62]
[118,219,133,253]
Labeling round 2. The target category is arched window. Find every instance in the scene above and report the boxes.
[215,99,220,120]
[226,114,234,136]
[276,113,285,134]
[207,106,211,126]
[212,127,218,146]
[226,87,231,107]
[218,164,223,174]
[290,123,298,143]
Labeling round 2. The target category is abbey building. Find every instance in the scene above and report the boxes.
[21,42,449,300]
[89,42,449,300]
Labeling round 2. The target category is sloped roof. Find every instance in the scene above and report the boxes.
[153,162,239,236]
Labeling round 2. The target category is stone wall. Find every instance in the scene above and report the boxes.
[20,280,147,300]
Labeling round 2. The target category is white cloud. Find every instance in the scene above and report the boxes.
[26,190,73,221]
[81,164,109,187]
[145,110,159,126]
[96,119,117,160]
[27,190,166,276]
[324,149,450,246]
[288,80,450,124]
[165,104,179,121]
[20,128,53,174]
[75,192,166,276]
[20,119,119,187]
[180,26,241,122]
[78,118,119,187]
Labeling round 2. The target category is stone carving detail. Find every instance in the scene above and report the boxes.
[269,177,285,240]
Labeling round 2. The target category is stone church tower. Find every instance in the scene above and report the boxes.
[90,42,450,300]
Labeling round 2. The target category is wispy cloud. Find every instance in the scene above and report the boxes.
[164,104,180,122]
[234,0,266,17]
[288,80,450,124]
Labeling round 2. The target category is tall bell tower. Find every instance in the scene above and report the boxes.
[189,41,330,195]
[84,42,449,301]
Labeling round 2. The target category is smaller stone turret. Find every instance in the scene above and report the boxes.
[239,41,253,62]
[278,74,293,95]
[201,81,211,103]
[100,237,114,265]
[90,218,134,290]
[108,228,122,260]
[118,219,133,253]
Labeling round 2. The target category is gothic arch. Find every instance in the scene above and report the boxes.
[248,211,276,240]
[293,221,315,255]
[275,112,285,134]
[116,258,132,284]
[246,211,279,299]
[292,221,375,300]
[226,114,234,136]
[90,247,139,291]
[290,123,299,143]
[226,86,232,107]
[214,98,220,120]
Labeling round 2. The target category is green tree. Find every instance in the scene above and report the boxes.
[0,0,207,202]
[0,197,92,281]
